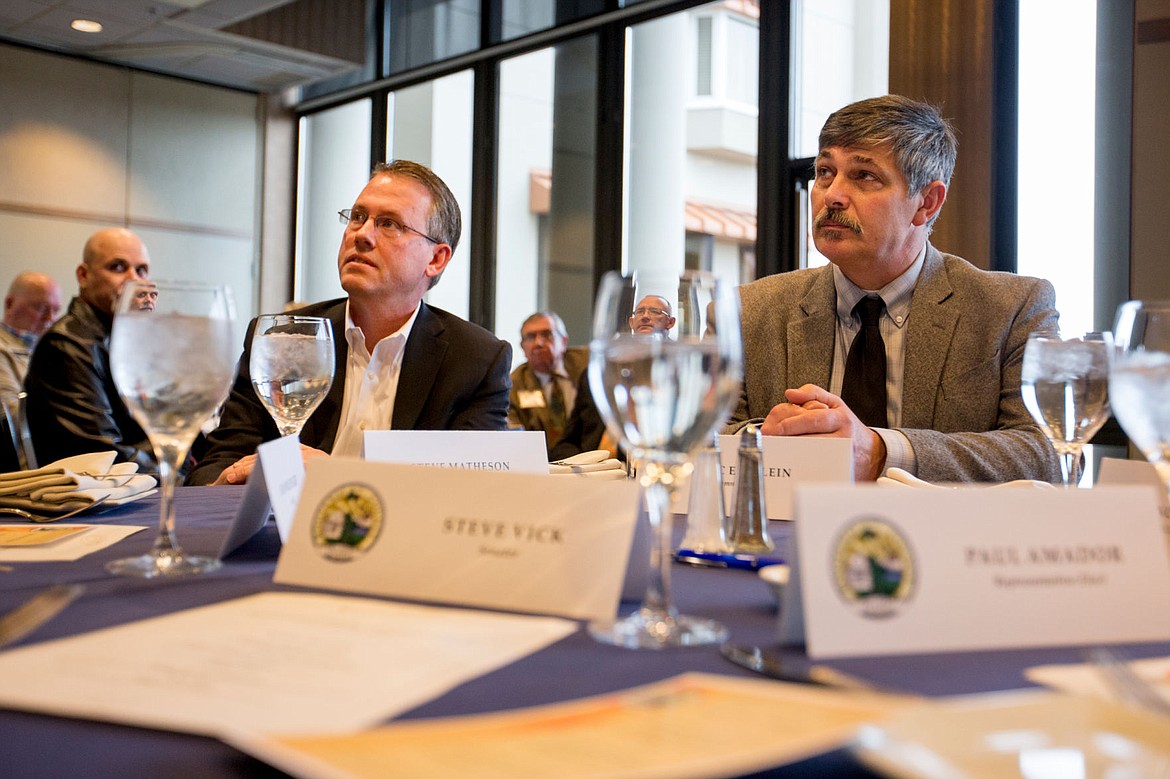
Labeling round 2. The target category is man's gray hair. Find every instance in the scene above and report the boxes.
[371,160,461,289]
[819,95,958,197]
[521,310,567,339]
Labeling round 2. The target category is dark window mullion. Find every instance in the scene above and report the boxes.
[759,0,792,277]
[469,60,500,331]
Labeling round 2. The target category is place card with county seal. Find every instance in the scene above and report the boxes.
[363,430,549,475]
[672,436,852,520]
[781,485,1170,658]
[275,458,641,621]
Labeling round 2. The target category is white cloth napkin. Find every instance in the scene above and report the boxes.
[877,467,1055,490]
[549,450,628,480]
[0,451,157,512]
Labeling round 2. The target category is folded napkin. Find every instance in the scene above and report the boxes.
[549,450,628,480]
[0,451,157,512]
[877,467,1055,490]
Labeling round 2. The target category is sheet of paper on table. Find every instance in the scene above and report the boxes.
[0,592,576,736]
[0,524,145,562]
[1025,655,1170,703]
[229,672,912,779]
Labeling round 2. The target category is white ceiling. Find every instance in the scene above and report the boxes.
[0,0,364,93]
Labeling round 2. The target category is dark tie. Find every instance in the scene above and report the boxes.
[547,378,567,441]
[840,296,888,427]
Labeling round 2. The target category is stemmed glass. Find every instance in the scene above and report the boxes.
[107,280,237,577]
[249,315,335,438]
[1110,301,1170,523]
[1020,331,1113,487]
[587,270,742,649]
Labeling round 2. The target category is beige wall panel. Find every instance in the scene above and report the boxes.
[0,212,97,299]
[1133,3,1170,300]
[127,73,260,234]
[0,46,130,217]
[132,226,256,348]
[889,0,994,268]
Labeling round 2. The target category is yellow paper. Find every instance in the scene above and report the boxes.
[0,525,90,547]
[233,673,913,779]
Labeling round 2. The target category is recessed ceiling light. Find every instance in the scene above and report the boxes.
[70,19,103,34]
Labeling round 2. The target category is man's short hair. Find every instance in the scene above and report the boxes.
[819,95,958,197]
[371,160,462,253]
[521,310,567,339]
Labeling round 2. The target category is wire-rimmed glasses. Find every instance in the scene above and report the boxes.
[337,208,441,244]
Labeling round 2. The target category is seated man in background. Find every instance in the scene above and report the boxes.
[508,310,587,455]
[0,271,62,402]
[549,294,675,461]
[24,228,156,470]
[189,160,512,486]
[726,95,1060,483]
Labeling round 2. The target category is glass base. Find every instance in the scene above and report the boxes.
[588,611,729,649]
[105,551,222,578]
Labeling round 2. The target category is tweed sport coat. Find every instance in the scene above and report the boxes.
[507,346,588,452]
[727,244,1062,483]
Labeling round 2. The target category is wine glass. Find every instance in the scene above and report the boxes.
[1020,331,1112,487]
[249,315,335,438]
[1110,301,1170,524]
[587,269,743,649]
[106,280,237,577]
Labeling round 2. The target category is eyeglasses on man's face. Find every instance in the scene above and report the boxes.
[338,208,441,245]
[631,306,669,318]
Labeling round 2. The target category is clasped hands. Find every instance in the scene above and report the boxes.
[761,384,886,481]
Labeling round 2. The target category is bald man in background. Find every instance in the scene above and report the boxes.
[24,227,157,470]
[0,272,61,402]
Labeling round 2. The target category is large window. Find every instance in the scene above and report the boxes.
[1016,0,1097,335]
[296,99,373,305]
[387,71,475,318]
[624,3,759,288]
[496,41,599,355]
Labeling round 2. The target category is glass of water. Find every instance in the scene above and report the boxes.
[1020,331,1112,487]
[107,280,237,577]
[249,315,335,438]
[1110,301,1170,513]
[587,270,742,649]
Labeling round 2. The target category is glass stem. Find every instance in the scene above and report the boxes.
[638,461,679,627]
[1059,446,1084,488]
[149,444,183,557]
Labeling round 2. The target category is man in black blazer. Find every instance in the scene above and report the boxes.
[188,161,511,486]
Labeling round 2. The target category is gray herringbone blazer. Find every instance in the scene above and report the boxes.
[728,245,1062,483]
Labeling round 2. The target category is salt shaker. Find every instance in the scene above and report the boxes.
[678,431,729,553]
[727,424,774,554]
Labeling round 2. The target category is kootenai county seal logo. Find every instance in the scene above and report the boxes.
[831,518,915,619]
[311,484,383,562]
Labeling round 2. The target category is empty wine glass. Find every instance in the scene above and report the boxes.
[249,315,335,438]
[107,280,237,577]
[1110,301,1170,524]
[587,270,742,649]
[1020,331,1112,487]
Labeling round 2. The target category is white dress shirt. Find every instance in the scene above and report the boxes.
[330,302,420,458]
[830,242,927,475]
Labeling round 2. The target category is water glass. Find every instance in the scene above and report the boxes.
[249,315,335,438]
[1021,331,1112,487]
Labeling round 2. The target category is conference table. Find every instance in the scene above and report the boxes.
[2,486,1168,778]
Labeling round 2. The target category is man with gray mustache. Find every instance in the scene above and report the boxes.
[724,95,1061,484]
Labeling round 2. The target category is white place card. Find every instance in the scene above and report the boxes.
[363,430,549,475]
[276,459,641,621]
[673,436,852,520]
[219,434,305,557]
[787,485,1170,658]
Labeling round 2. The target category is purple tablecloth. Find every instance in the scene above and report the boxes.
[1,486,1166,778]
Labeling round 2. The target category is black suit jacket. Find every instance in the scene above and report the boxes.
[187,298,512,485]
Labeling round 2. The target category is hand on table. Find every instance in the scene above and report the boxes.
[211,444,329,485]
